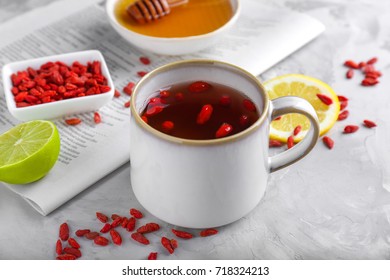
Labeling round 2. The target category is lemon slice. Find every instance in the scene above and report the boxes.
[0,120,60,184]
[265,74,340,142]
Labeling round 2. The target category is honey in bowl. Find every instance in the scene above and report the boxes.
[114,0,234,38]
[140,81,261,140]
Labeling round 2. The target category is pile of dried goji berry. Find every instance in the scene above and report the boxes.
[56,207,218,260]
[10,60,111,108]
[62,56,151,126]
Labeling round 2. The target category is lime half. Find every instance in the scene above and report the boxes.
[0,120,60,184]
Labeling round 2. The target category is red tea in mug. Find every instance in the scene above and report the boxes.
[140,81,260,140]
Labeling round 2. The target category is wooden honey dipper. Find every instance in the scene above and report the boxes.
[127,0,189,24]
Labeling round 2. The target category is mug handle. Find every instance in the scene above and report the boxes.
[269,96,320,173]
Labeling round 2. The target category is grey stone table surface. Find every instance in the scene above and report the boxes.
[1,0,390,260]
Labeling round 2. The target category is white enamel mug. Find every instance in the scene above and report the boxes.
[130,60,320,228]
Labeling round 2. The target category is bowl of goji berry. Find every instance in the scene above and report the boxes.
[2,50,115,121]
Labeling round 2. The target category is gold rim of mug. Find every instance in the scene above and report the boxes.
[130,59,270,146]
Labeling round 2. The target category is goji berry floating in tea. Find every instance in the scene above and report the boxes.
[140,81,260,140]
[287,136,294,149]
[10,60,111,108]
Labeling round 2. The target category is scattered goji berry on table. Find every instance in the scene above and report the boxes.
[139,56,151,65]
[94,112,101,124]
[148,252,158,260]
[199,228,218,237]
[110,229,122,246]
[56,239,62,255]
[363,119,377,128]
[59,223,69,241]
[96,212,109,223]
[137,223,160,234]
[94,236,109,246]
[75,229,90,237]
[65,118,82,126]
[68,238,80,249]
[130,208,143,219]
[171,229,193,239]
[344,125,359,134]
[161,237,174,254]
[322,136,334,150]
[131,232,150,245]
[269,139,283,148]
[338,110,349,121]
[63,247,82,258]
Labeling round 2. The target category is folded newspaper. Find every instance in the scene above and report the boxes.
[0,0,325,215]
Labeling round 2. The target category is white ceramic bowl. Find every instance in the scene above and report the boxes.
[105,0,240,55]
[2,50,114,122]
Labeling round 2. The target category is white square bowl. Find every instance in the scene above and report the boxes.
[2,50,114,121]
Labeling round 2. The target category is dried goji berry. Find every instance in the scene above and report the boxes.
[293,125,302,136]
[131,232,150,245]
[130,208,143,219]
[68,238,80,249]
[199,228,218,237]
[111,214,121,220]
[317,94,333,105]
[123,82,135,96]
[344,60,359,69]
[287,136,294,149]
[148,252,158,260]
[269,139,283,148]
[137,223,160,234]
[114,89,121,98]
[100,223,112,233]
[344,125,359,134]
[337,95,348,102]
[63,247,82,258]
[111,217,123,228]
[121,217,129,228]
[161,237,174,254]
[363,119,377,128]
[65,118,82,126]
[75,229,90,237]
[338,110,349,121]
[171,229,193,239]
[340,100,348,111]
[322,136,334,150]
[110,229,122,246]
[367,57,378,65]
[96,212,109,223]
[94,236,109,246]
[127,217,136,232]
[94,112,102,124]
[170,239,178,249]
[197,104,213,125]
[346,69,354,79]
[137,71,148,77]
[56,254,76,260]
[56,239,62,255]
[124,100,131,108]
[85,232,99,240]
[139,56,151,65]
[59,223,69,241]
